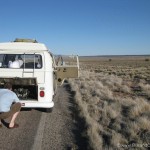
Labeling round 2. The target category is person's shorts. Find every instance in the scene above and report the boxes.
[0,102,21,119]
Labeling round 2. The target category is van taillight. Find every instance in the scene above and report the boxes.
[40,91,45,97]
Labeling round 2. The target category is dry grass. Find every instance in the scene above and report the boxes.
[69,56,150,150]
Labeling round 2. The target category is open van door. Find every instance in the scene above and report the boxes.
[54,55,79,86]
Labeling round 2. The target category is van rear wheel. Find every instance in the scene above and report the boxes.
[46,108,53,113]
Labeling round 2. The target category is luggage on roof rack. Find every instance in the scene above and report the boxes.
[14,38,38,43]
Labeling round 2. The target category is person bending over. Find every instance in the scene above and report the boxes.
[0,83,21,129]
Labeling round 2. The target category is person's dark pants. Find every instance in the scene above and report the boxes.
[0,103,21,120]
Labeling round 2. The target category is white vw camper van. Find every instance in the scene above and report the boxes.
[0,39,79,112]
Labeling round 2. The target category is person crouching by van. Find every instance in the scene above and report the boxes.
[0,83,21,129]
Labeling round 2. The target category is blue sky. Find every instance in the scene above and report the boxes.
[0,0,150,56]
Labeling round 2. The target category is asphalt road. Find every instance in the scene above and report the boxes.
[0,85,87,150]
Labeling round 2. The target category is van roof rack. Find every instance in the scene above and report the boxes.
[14,38,38,43]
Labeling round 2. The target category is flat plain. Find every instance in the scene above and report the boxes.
[69,55,150,150]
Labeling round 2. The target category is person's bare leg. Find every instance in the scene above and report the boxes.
[9,111,19,128]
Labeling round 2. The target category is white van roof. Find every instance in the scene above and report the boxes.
[0,42,49,51]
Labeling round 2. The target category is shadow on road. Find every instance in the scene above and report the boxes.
[1,119,9,128]
[64,83,91,150]
[21,107,52,113]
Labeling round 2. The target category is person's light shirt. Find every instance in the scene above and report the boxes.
[0,89,20,112]
[8,59,23,68]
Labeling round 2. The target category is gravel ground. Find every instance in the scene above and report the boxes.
[0,84,87,150]
[40,85,76,150]
[0,109,41,150]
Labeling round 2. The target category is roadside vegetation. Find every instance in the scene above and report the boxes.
[69,56,150,150]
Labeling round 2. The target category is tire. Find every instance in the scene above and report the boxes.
[46,108,53,113]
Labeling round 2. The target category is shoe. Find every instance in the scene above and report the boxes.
[8,123,19,129]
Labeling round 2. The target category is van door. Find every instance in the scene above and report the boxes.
[55,55,79,86]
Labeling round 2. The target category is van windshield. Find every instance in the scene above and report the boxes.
[0,54,42,69]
